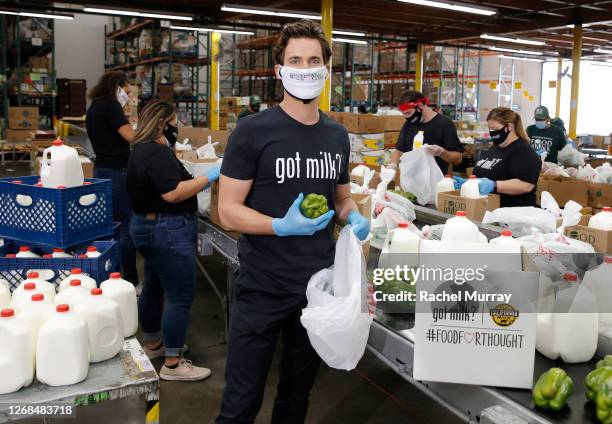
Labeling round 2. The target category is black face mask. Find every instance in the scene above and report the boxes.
[251,104,260,112]
[164,123,178,147]
[489,126,509,145]
[406,108,422,125]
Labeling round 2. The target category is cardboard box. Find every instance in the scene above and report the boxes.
[437,190,501,222]
[588,182,612,209]
[349,133,385,152]
[381,116,405,132]
[178,127,231,154]
[8,107,39,129]
[564,218,612,253]
[210,183,240,239]
[343,114,386,134]
[350,150,387,166]
[537,176,590,207]
[6,129,35,142]
[180,157,219,178]
[35,156,93,178]
[384,131,400,148]
[349,162,398,189]
[325,111,349,125]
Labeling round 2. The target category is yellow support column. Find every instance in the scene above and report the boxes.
[568,24,582,139]
[210,32,221,130]
[555,58,562,118]
[415,44,424,93]
[320,0,333,112]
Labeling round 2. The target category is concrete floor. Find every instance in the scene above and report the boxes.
[2,161,463,424]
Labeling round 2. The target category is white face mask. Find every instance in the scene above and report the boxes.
[278,66,328,103]
[116,87,129,108]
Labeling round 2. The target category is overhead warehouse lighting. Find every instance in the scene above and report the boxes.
[221,4,321,20]
[332,30,366,37]
[332,37,368,45]
[0,9,74,19]
[594,47,612,54]
[397,0,496,16]
[170,25,254,35]
[83,7,193,21]
[489,46,543,56]
[498,55,543,63]
[481,33,545,46]
[566,23,592,28]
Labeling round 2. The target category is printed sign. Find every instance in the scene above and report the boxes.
[489,82,498,90]
[433,79,440,88]
[529,95,535,101]
[549,80,557,88]
[523,90,530,98]
[514,82,522,89]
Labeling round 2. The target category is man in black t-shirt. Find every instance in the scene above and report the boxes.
[216,20,370,424]
[389,90,464,175]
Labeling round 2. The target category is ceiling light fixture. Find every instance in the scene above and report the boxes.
[170,25,254,35]
[594,47,612,54]
[498,54,543,62]
[489,46,543,56]
[0,9,74,19]
[83,7,192,21]
[332,37,368,45]
[397,0,496,16]
[481,33,545,46]
[332,30,366,37]
[566,24,592,28]
[221,4,321,20]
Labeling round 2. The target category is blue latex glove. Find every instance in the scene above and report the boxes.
[452,176,466,190]
[477,178,495,195]
[206,165,221,183]
[535,148,547,158]
[272,193,335,237]
[347,210,370,241]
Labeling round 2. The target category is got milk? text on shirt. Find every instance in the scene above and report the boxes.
[275,151,345,184]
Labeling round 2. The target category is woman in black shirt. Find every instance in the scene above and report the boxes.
[127,100,220,381]
[454,107,541,207]
[86,71,138,285]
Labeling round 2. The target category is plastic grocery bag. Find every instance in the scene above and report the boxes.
[596,162,612,184]
[196,138,219,159]
[399,148,443,205]
[577,164,605,183]
[557,144,585,168]
[301,226,373,371]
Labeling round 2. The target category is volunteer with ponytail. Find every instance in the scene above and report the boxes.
[454,107,542,207]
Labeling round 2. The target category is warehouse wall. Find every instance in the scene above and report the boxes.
[55,14,109,104]
[478,55,542,126]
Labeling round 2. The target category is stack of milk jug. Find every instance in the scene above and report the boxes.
[0,271,137,394]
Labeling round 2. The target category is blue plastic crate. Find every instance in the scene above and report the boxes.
[0,176,114,248]
[0,240,120,292]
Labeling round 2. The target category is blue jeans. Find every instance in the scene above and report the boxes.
[93,167,139,285]
[130,213,197,357]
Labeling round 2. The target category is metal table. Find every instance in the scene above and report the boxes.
[0,338,160,423]
[197,205,610,424]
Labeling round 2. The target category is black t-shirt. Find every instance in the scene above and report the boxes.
[127,141,197,214]
[395,114,464,174]
[526,124,566,163]
[473,139,542,207]
[86,97,130,169]
[221,106,350,295]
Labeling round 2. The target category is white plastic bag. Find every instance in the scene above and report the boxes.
[301,226,373,371]
[399,149,443,205]
[577,164,605,183]
[196,137,219,159]
[557,144,585,168]
[596,162,612,184]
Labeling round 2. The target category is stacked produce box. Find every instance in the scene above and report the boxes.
[7,106,39,143]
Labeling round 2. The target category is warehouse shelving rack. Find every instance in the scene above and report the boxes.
[1,15,56,135]
[104,18,209,126]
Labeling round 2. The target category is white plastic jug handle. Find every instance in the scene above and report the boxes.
[78,194,98,207]
[15,194,33,207]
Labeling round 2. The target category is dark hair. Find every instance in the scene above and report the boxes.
[89,71,128,100]
[133,100,176,144]
[399,90,427,105]
[486,107,529,142]
[273,19,332,65]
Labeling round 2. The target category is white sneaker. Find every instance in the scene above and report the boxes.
[159,359,211,382]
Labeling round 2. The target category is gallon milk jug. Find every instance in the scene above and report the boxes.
[460,175,482,199]
[19,294,54,365]
[10,283,44,311]
[16,246,39,258]
[55,280,90,309]
[51,248,73,258]
[17,272,56,303]
[75,288,124,363]
[85,246,102,258]
[100,273,138,337]
[583,256,612,327]
[435,175,456,207]
[36,304,89,386]
[59,268,97,292]
[0,280,10,309]
[0,309,35,394]
[441,211,486,244]
[40,139,84,189]
[589,207,612,231]
[489,230,521,246]
[379,222,420,269]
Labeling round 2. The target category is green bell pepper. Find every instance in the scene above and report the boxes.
[586,366,612,402]
[596,379,612,424]
[300,194,329,219]
[598,356,612,369]
[532,368,574,411]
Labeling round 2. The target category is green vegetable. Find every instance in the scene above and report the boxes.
[300,193,329,219]
[532,367,574,411]
[390,189,417,204]
[586,366,612,402]
[598,356,612,369]
[596,379,612,424]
